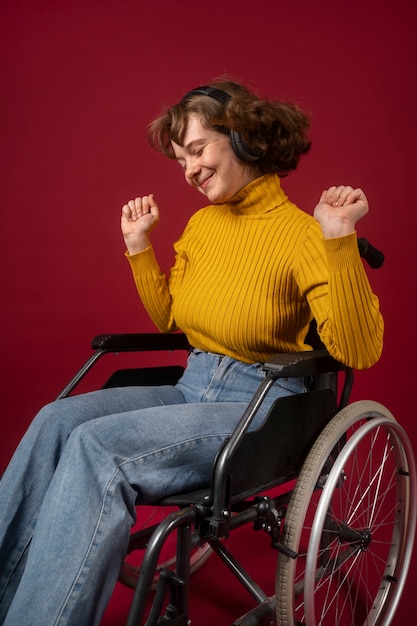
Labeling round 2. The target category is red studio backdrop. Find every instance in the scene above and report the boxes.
[1,1,416,623]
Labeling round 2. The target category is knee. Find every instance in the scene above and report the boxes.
[27,399,83,451]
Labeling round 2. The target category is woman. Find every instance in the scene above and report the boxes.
[0,80,383,625]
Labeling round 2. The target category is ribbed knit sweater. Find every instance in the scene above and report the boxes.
[126,174,383,369]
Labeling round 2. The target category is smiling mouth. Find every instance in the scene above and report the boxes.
[199,173,214,190]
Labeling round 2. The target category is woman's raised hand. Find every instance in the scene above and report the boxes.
[121,194,160,255]
[314,186,369,239]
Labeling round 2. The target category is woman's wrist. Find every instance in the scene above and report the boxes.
[125,235,151,255]
[319,218,356,240]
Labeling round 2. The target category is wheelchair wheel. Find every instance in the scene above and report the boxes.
[276,400,417,626]
[118,504,212,590]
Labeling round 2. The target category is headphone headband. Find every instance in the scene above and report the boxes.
[181,86,265,163]
[183,86,231,106]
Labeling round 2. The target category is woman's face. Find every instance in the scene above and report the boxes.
[171,114,258,204]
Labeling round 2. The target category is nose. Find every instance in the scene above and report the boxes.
[184,156,200,181]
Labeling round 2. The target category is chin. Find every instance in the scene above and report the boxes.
[204,189,230,204]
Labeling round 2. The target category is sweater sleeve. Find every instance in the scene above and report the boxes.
[125,244,186,333]
[125,213,200,333]
[296,228,384,369]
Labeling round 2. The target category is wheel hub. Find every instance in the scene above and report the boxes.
[339,521,372,550]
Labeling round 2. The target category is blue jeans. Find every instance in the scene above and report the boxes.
[0,350,305,625]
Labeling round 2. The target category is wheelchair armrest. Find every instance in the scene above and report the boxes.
[56,333,189,400]
[263,349,349,378]
[91,333,190,353]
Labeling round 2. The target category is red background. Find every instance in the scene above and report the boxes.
[1,0,416,623]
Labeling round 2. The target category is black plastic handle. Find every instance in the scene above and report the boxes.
[358,238,385,269]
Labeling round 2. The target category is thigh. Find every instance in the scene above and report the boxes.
[68,400,248,502]
[1,386,187,488]
[32,384,187,433]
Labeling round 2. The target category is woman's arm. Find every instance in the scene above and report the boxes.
[298,187,384,369]
[122,194,179,332]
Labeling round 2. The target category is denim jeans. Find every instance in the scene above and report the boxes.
[0,349,305,625]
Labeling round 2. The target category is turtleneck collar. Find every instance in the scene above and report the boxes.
[224,173,288,216]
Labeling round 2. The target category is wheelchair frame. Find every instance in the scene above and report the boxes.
[58,332,417,626]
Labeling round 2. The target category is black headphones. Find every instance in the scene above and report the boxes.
[182,86,265,163]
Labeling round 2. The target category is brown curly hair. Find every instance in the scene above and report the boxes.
[148,80,312,176]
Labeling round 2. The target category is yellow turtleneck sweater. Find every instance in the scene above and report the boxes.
[126,174,383,369]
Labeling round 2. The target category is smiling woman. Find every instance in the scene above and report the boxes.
[172,115,257,203]
[0,78,383,626]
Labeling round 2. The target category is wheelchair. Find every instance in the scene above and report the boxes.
[57,245,416,626]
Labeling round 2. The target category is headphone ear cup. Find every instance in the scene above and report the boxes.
[229,130,264,162]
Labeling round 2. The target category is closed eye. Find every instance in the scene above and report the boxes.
[177,146,205,171]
